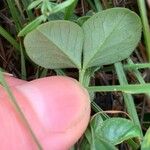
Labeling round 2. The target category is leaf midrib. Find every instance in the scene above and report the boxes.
[83,13,127,69]
[36,28,81,69]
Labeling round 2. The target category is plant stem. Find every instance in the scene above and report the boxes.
[91,101,109,119]
[6,0,22,31]
[20,42,27,80]
[79,69,86,85]
[0,72,43,149]
[87,83,150,94]
[137,0,150,61]
[127,58,146,84]
[124,63,150,70]
[127,58,150,105]
[115,62,142,137]
[0,26,20,51]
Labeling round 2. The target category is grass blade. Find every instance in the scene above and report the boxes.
[6,0,22,31]
[124,63,150,70]
[88,83,150,94]
[0,71,42,149]
[0,26,20,51]
[20,42,27,80]
[115,62,142,134]
[137,0,150,61]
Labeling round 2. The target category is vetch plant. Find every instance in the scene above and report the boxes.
[24,7,142,85]
[23,7,143,149]
[1,0,150,149]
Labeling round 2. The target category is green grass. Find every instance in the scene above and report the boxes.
[137,0,150,62]
[0,71,42,149]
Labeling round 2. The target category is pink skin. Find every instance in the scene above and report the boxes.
[0,75,91,150]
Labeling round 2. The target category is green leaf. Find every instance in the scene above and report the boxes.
[90,113,104,129]
[91,116,141,145]
[77,16,90,26]
[80,135,117,150]
[80,127,117,150]
[93,135,117,150]
[141,128,150,150]
[48,12,65,20]
[48,12,78,21]
[82,8,142,69]
[24,20,83,69]
[80,136,91,150]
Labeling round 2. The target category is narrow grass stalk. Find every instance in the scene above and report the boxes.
[137,0,150,61]
[127,58,146,84]
[14,0,26,20]
[127,58,150,104]
[6,0,22,31]
[124,63,150,70]
[20,42,27,80]
[0,26,20,51]
[0,72,42,149]
[91,101,109,119]
[35,67,40,79]
[115,62,142,137]
[87,83,150,94]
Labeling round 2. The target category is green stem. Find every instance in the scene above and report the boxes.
[0,26,20,51]
[6,0,22,31]
[127,58,150,102]
[20,42,27,80]
[91,101,109,119]
[127,59,146,84]
[79,69,86,85]
[87,83,150,93]
[137,0,150,61]
[116,62,142,137]
[0,72,42,149]
[124,63,150,70]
